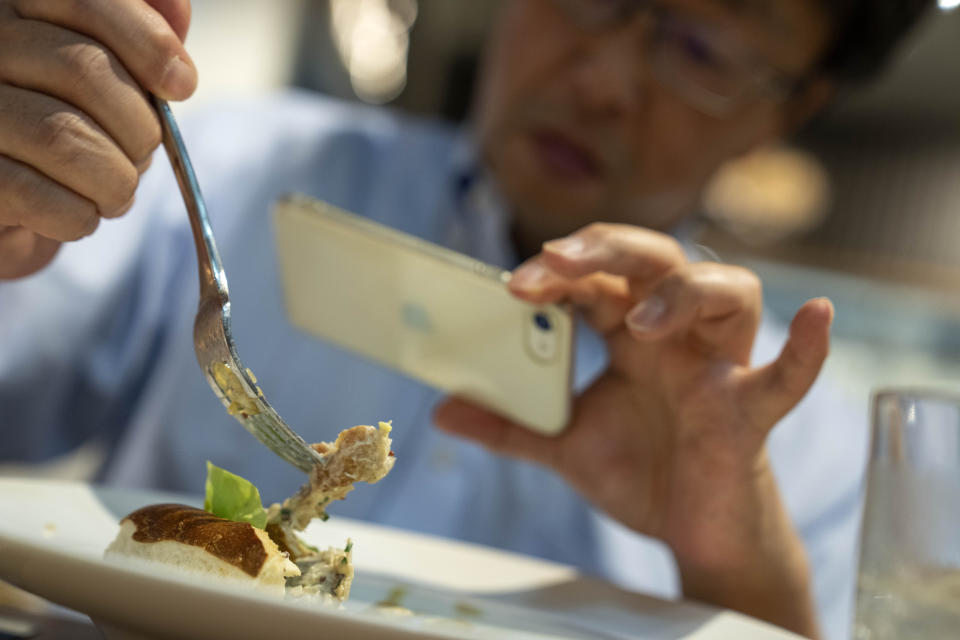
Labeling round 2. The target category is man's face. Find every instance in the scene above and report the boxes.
[475,0,832,245]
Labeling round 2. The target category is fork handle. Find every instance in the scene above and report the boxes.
[151,96,229,302]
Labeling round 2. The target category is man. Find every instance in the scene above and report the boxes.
[0,0,931,637]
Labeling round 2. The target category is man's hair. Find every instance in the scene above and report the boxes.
[817,0,934,83]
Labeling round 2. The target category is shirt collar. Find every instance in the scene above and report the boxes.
[445,131,518,269]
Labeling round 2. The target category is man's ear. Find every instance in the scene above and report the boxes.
[781,76,835,133]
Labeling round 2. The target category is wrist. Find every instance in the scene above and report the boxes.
[676,537,818,638]
[666,454,820,638]
[663,451,793,570]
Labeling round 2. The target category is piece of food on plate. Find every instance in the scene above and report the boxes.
[104,504,299,595]
[104,422,395,602]
[266,422,395,599]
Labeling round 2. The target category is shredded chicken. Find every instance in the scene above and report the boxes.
[264,422,394,600]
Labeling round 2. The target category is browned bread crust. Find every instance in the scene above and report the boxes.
[123,504,267,577]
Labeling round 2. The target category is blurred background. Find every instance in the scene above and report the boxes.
[4,0,960,478]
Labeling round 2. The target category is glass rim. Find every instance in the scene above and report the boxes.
[872,386,960,407]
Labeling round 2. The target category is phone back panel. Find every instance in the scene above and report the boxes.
[273,195,573,434]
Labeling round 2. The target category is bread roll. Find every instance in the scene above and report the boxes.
[104,422,396,602]
[104,504,299,595]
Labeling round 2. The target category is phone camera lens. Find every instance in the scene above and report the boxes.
[533,312,552,331]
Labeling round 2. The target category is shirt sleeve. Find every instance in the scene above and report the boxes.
[0,158,191,464]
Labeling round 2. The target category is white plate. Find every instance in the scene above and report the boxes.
[0,478,801,640]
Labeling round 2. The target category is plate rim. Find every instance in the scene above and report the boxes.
[0,477,804,640]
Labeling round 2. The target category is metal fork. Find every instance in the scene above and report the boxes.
[152,97,324,473]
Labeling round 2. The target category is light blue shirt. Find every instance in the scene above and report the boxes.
[0,92,867,639]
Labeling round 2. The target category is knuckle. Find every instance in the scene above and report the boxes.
[35,109,88,164]
[725,265,762,296]
[642,238,684,280]
[146,118,162,150]
[71,207,100,239]
[48,203,99,242]
[662,236,686,264]
[742,269,762,296]
[60,42,113,92]
[135,152,154,174]
[34,109,136,215]
[133,119,162,166]
[582,221,611,238]
[92,159,137,217]
[104,164,138,214]
[0,155,101,242]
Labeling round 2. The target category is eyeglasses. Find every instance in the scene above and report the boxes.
[550,0,804,117]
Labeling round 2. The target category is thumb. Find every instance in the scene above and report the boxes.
[433,397,561,468]
[145,0,192,42]
[740,298,834,431]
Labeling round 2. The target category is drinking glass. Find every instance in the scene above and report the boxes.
[854,388,960,639]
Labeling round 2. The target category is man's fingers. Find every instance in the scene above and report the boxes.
[508,223,690,335]
[0,226,61,279]
[0,86,139,220]
[539,222,686,283]
[509,256,634,334]
[626,263,763,364]
[0,0,185,271]
[0,154,101,242]
[739,298,834,431]
[510,257,763,351]
[433,397,561,468]
[13,0,197,100]
[0,19,161,166]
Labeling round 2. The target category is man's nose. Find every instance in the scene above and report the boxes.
[567,27,648,121]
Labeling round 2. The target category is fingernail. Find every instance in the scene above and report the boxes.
[510,262,548,290]
[543,236,587,259]
[626,296,667,331]
[161,56,196,98]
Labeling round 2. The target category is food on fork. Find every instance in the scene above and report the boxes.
[104,422,395,602]
[268,422,395,599]
[211,362,262,418]
[270,422,395,530]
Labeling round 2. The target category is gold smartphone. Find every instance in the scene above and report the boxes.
[273,194,574,435]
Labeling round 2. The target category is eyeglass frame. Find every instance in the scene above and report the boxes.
[548,0,811,118]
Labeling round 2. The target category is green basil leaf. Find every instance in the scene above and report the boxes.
[204,461,267,529]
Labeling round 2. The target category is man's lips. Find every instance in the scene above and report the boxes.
[529,129,602,181]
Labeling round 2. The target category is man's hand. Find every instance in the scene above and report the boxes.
[0,0,196,279]
[434,223,831,637]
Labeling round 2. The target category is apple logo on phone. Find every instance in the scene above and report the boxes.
[401,301,433,333]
